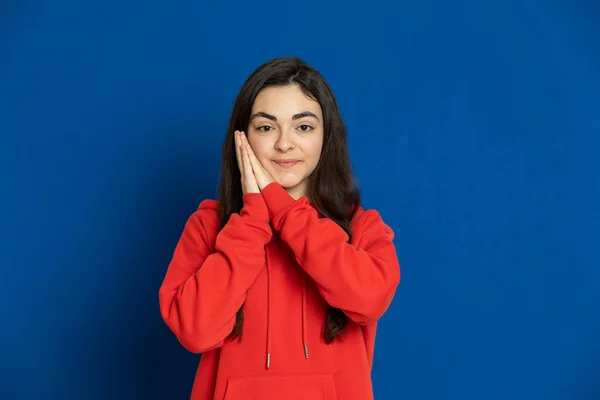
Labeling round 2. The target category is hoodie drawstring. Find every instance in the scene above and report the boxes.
[264,245,309,370]
[266,249,272,369]
[301,272,309,359]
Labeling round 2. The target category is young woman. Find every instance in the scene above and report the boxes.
[159,57,401,400]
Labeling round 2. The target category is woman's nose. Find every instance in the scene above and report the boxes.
[275,129,295,152]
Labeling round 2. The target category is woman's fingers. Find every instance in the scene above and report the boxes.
[241,138,259,194]
[234,130,243,173]
[246,143,260,171]
[240,132,257,169]
[241,140,251,177]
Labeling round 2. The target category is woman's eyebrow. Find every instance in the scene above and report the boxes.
[250,111,277,121]
[250,111,320,122]
[292,111,319,121]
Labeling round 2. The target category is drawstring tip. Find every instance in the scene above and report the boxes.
[304,344,309,359]
[266,352,271,369]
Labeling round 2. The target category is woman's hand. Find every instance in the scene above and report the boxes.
[238,131,275,191]
[235,130,260,194]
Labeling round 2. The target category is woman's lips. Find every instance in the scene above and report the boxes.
[273,159,300,168]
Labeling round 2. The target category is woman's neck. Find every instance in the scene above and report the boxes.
[284,179,309,201]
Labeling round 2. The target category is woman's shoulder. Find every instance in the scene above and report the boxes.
[351,205,388,227]
[181,198,220,242]
[350,206,395,244]
[196,198,219,212]
[193,198,219,221]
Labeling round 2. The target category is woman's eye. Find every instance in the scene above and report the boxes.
[257,126,273,132]
[298,125,313,132]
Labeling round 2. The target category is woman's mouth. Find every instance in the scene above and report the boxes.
[273,159,300,168]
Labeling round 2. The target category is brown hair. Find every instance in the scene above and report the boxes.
[217,57,360,344]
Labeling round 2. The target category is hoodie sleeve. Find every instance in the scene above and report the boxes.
[158,194,272,353]
[261,183,400,326]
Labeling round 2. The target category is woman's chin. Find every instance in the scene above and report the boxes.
[276,179,301,188]
[274,175,305,189]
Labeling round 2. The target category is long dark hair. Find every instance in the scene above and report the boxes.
[217,57,360,344]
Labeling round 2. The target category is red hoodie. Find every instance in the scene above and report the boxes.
[159,182,400,400]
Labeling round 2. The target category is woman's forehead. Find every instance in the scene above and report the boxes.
[251,85,322,119]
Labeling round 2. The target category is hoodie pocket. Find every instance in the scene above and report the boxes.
[223,374,338,400]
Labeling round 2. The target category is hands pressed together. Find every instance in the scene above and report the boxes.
[234,130,275,195]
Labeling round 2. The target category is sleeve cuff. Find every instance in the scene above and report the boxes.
[240,193,270,223]
[261,182,298,222]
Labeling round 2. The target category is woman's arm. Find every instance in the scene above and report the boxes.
[158,194,272,353]
[261,183,400,326]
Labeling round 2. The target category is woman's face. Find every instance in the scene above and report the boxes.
[247,84,324,199]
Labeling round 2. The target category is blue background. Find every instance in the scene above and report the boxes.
[1,1,599,399]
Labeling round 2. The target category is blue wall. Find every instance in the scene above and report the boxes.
[1,1,599,399]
